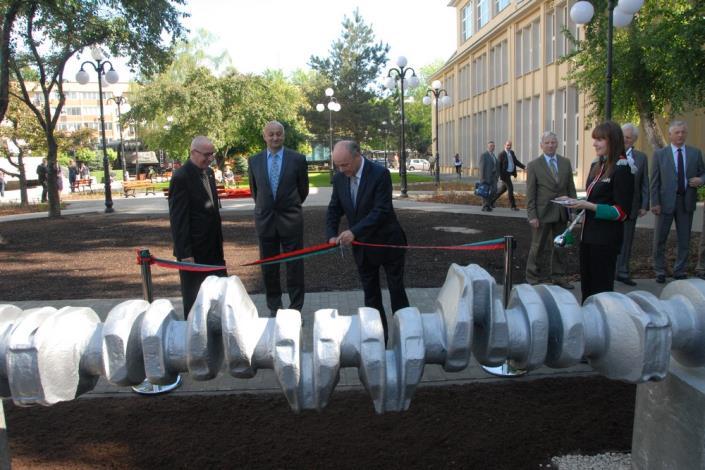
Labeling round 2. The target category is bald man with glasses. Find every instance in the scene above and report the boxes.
[168,135,228,318]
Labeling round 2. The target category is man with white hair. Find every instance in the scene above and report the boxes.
[168,136,227,317]
[615,123,649,286]
[651,120,705,283]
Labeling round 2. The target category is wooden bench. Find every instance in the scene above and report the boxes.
[162,184,251,200]
[71,178,93,193]
[123,180,156,198]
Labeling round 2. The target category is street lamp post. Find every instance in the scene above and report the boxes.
[381,120,389,169]
[570,0,644,120]
[423,80,451,188]
[107,93,128,181]
[316,87,341,183]
[384,56,419,198]
[76,47,119,213]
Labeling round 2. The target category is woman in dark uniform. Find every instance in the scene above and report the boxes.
[565,121,634,303]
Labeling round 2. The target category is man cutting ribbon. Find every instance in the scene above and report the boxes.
[326,140,409,344]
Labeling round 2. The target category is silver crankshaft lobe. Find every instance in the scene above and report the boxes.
[2,265,705,413]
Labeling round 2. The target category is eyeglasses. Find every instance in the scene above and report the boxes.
[193,149,215,158]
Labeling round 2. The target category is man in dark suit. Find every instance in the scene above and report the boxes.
[249,121,309,315]
[651,120,705,283]
[616,123,649,286]
[326,140,409,342]
[479,141,499,212]
[492,140,525,210]
[37,158,48,202]
[525,131,577,289]
[168,136,227,319]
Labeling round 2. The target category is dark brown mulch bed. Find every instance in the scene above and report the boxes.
[0,206,688,468]
[5,377,635,470]
[0,207,695,301]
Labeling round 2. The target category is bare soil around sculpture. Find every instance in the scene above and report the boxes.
[0,205,680,468]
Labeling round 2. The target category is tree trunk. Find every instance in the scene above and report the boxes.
[635,95,665,152]
[47,136,61,218]
[18,153,27,207]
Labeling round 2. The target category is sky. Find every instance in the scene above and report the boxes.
[181,0,457,75]
[67,0,457,82]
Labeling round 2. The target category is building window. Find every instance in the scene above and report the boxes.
[546,11,555,64]
[64,107,81,116]
[495,0,510,13]
[477,0,489,30]
[531,20,540,71]
[515,30,523,77]
[462,2,474,41]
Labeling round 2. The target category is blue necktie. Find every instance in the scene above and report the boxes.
[270,154,280,195]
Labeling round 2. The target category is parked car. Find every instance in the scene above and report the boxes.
[406,158,430,171]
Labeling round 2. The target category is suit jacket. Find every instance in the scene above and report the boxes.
[582,159,634,245]
[168,159,224,264]
[627,149,649,220]
[480,151,498,185]
[498,149,526,179]
[248,148,309,238]
[526,154,577,223]
[650,145,705,214]
[326,159,406,266]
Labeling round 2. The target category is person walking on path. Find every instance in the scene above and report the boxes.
[248,121,309,316]
[326,140,409,343]
[453,153,462,180]
[0,169,5,197]
[564,121,634,302]
[651,120,705,283]
[525,131,577,289]
[479,141,499,212]
[68,159,78,192]
[493,140,525,210]
[37,158,48,203]
[168,136,227,318]
[615,123,649,286]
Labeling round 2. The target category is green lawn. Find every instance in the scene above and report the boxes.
[308,171,433,187]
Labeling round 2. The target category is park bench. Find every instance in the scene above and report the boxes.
[123,180,156,198]
[71,178,93,193]
[162,184,251,199]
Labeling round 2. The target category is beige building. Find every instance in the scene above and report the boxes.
[432,0,705,189]
[25,80,134,145]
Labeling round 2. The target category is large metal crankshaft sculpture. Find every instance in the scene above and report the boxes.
[2,263,705,414]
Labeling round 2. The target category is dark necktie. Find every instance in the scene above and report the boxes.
[201,171,214,206]
[677,148,685,194]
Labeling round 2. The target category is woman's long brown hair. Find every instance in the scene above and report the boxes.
[589,121,626,181]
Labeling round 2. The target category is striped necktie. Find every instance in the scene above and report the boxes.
[350,176,359,208]
[270,153,280,195]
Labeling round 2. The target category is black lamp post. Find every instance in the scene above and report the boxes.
[423,80,451,188]
[570,0,644,120]
[384,56,419,198]
[316,87,341,183]
[107,93,128,181]
[76,47,119,213]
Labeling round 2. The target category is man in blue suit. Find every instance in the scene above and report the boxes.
[249,121,309,315]
[651,121,705,283]
[326,140,409,342]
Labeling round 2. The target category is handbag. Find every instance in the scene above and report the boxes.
[474,182,490,198]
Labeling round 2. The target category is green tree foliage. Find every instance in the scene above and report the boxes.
[128,38,310,163]
[308,9,390,144]
[565,0,705,149]
[3,0,186,217]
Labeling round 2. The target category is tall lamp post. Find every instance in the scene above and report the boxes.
[76,47,119,213]
[316,87,341,183]
[570,0,644,120]
[384,56,419,198]
[107,92,128,181]
[423,80,451,187]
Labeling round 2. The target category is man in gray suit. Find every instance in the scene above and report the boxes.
[651,120,705,283]
[248,121,310,314]
[615,123,649,286]
[479,140,498,212]
[525,131,577,289]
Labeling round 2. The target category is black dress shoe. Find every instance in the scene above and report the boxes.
[656,275,666,284]
[511,206,519,211]
[697,272,705,280]
[674,274,688,280]
[616,276,637,286]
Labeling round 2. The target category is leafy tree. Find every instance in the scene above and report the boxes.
[565,0,705,149]
[4,0,186,217]
[308,9,390,143]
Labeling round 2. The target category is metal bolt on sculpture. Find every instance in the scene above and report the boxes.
[2,264,705,413]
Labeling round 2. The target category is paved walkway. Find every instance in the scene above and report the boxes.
[0,179,692,399]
